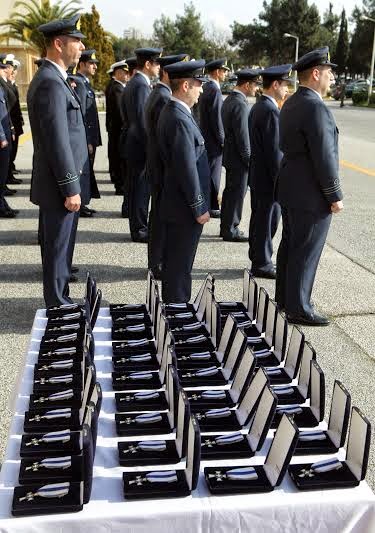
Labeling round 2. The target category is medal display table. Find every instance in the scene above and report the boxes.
[0,308,375,532]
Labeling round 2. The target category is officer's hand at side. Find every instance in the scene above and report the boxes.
[331,201,344,214]
[65,194,81,212]
[196,211,210,224]
[0,140,8,149]
[88,144,93,155]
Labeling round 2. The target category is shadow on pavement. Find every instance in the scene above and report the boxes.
[0,297,44,334]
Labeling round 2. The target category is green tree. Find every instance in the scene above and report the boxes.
[79,5,115,89]
[320,2,340,57]
[153,2,205,57]
[348,1,375,75]
[334,9,349,75]
[231,0,325,67]
[0,0,81,56]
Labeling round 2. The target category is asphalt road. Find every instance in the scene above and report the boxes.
[0,101,374,491]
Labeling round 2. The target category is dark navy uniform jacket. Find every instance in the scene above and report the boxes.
[27,60,90,208]
[199,80,224,157]
[123,72,151,162]
[278,86,343,212]
[74,73,102,147]
[0,77,15,132]
[157,99,210,223]
[249,95,282,197]
[105,78,115,132]
[106,79,124,135]
[222,90,250,169]
[8,81,24,136]
[0,86,12,142]
[145,82,171,187]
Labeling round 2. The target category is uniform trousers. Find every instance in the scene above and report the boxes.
[108,128,122,190]
[220,163,248,238]
[128,158,150,240]
[275,207,331,315]
[10,133,19,173]
[121,158,129,217]
[208,153,222,211]
[248,192,281,270]
[0,142,10,210]
[89,146,100,199]
[39,206,79,307]
[148,185,165,271]
[162,221,203,303]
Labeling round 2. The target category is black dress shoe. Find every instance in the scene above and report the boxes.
[251,267,277,279]
[210,209,221,218]
[4,186,17,196]
[80,206,93,217]
[13,168,20,174]
[69,274,78,283]
[132,234,148,243]
[223,234,248,242]
[71,266,79,274]
[286,312,330,327]
[7,175,23,185]
[0,208,16,218]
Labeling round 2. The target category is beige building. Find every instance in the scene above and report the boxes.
[0,0,41,101]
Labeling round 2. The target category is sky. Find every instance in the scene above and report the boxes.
[78,0,360,38]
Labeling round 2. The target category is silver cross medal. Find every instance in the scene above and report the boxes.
[209,470,226,482]
[298,468,315,478]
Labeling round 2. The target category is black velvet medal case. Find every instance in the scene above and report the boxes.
[201,385,277,460]
[289,407,371,491]
[115,364,179,436]
[122,415,201,499]
[294,380,350,455]
[20,429,83,458]
[194,366,269,432]
[204,414,298,494]
[264,326,304,385]
[271,341,316,405]
[23,407,84,434]
[187,346,256,411]
[12,481,84,517]
[118,389,190,466]
[45,303,82,319]
[271,359,325,430]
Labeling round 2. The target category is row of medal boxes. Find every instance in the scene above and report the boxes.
[10,271,371,514]
[11,275,103,516]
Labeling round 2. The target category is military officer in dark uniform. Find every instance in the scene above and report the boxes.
[275,47,344,326]
[199,58,229,217]
[0,54,18,197]
[220,69,260,241]
[119,56,137,217]
[105,64,115,183]
[145,53,189,278]
[248,64,291,278]
[27,15,90,307]
[7,58,24,183]
[106,60,129,195]
[157,59,211,302]
[122,47,162,242]
[0,57,16,218]
[75,49,102,216]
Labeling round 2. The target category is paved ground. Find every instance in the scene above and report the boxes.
[1,101,375,490]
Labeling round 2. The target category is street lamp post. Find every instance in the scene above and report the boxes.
[283,32,299,92]
[362,16,375,105]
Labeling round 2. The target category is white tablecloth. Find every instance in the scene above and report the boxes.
[0,308,374,533]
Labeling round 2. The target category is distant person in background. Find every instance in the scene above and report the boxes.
[8,58,24,182]
[199,58,229,218]
[340,79,346,108]
[75,49,102,217]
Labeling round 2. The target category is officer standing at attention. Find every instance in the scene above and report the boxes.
[220,69,260,242]
[0,54,17,198]
[27,15,90,307]
[105,64,114,184]
[106,60,129,195]
[0,56,17,218]
[248,64,291,279]
[75,49,102,216]
[275,47,344,326]
[199,58,229,218]
[7,57,24,184]
[145,53,189,279]
[123,48,162,243]
[157,59,211,303]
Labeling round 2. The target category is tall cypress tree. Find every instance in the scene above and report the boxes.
[334,9,349,75]
[80,5,115,90]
